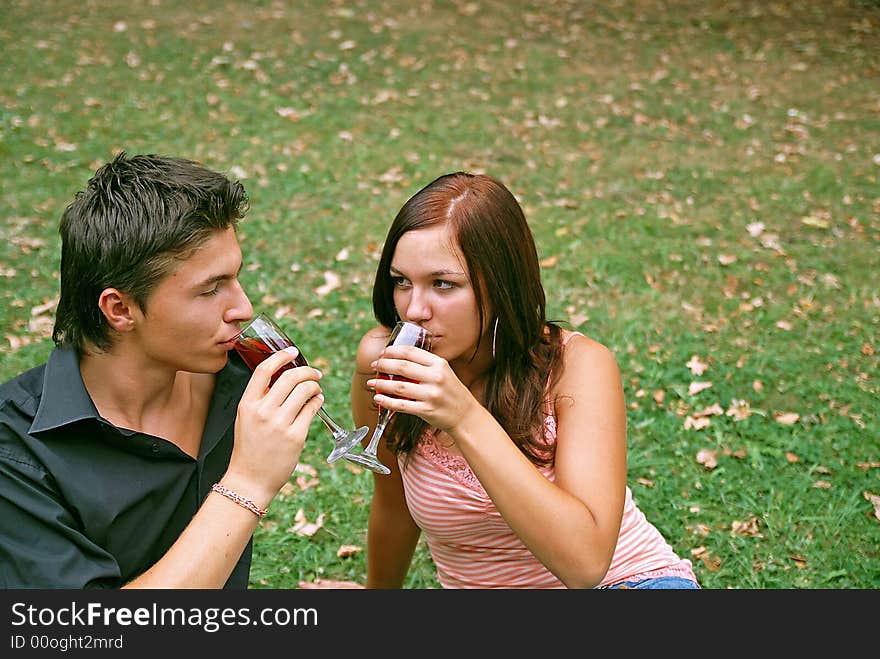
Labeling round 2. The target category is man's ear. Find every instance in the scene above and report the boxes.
[97,288,137,333]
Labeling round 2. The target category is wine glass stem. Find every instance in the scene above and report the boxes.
[365,409,393,455]
[316,407,343,438]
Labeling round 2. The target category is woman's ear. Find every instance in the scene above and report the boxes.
[97,288,137,334]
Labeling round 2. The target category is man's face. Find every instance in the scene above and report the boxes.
[130,226,254,374]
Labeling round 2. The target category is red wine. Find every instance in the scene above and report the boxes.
[235,337,308,385]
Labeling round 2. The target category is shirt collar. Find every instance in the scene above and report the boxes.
[29,344,251,438]
[30,344,101,434]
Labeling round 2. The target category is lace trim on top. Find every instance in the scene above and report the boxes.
[410,330,580,491]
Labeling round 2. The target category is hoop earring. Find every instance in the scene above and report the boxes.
[491,317,499,359]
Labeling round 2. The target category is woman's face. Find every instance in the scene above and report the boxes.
[390,224,491,369]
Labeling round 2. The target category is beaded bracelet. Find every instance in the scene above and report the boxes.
[211,483,268,518]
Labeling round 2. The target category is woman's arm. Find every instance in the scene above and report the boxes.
[372,333,626,588]
[351,328,421,589]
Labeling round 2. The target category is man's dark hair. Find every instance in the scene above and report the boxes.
[52,152,248,353]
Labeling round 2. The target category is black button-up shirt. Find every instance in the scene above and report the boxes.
[0,345,251,588]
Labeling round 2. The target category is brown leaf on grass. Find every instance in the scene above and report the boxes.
[731,517,763,537]
[786,452,799,463]
[294,463,320,491]
[686,355,709,376]
[287,509,325,536]
[28,315,54,338]
[652,389,665,404]
[774,412,800,425]
[726,399,752,421]
[863,492,880,521]
[789,555,808,569]
[297,579,364,589]
[688,381,712,395]
[812,480,832,489]
[686,523,712,537]
[856,462,880,470]
[696,448,718,469]
[691,546,722,572]
[336,544,361,558]
[694,402,724,418]
[684,415,711,431]
[540,255,558,268]
[314,271,342,297]
[31,298,58,316]
[636,477,654,487]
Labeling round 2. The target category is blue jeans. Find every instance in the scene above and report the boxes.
[605,576,700,589]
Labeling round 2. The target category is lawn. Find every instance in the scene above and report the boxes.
[0,0,877,589]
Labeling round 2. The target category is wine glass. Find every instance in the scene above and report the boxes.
[344,321,433,475]
[233,313,369,464]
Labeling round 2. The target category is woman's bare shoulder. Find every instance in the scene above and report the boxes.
[355,325,393,373]
[557,330,622,384]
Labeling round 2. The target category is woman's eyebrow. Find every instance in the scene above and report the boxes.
[389,265,466,277]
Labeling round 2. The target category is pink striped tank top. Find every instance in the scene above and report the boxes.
[398,331,697,589]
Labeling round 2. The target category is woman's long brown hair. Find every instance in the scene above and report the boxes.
[371,172,564,467]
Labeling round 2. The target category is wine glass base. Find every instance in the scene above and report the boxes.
[325,426,369,464]
[343,450,392,475]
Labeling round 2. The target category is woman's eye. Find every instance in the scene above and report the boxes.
[435,280,454,290]
[391,276,411,288]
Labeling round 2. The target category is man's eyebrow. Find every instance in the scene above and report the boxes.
[194,264,243,289]
[195,273,232,288]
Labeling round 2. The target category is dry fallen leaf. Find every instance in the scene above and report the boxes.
[686,355,709,376]
[297,579,364,589]
[688,381,713,395]
[774,412,800,425]
[314,271,342,297]
[696,448,718,469]
[287,508,325,536]
[636,477,655,487]
[726,399,752,421]
[694,402,724,418]
[686,523,711,537]
[812,480,832,489]
[731,517,762,537]
[336,544,362,558]
[863,491,880,521]
[684,415,711,431]
[691,546,722,572]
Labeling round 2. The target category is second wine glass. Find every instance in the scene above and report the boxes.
[344,321,433,475]
[233,313,369,464]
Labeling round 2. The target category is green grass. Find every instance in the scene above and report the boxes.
[1,0,877,589]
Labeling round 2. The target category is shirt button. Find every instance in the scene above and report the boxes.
[151,443,160,453]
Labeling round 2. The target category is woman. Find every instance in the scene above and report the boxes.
[350,172,699,589]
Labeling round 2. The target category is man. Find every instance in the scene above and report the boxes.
[0,152,323,588]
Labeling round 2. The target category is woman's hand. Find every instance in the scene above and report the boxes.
[368,344,479,433]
